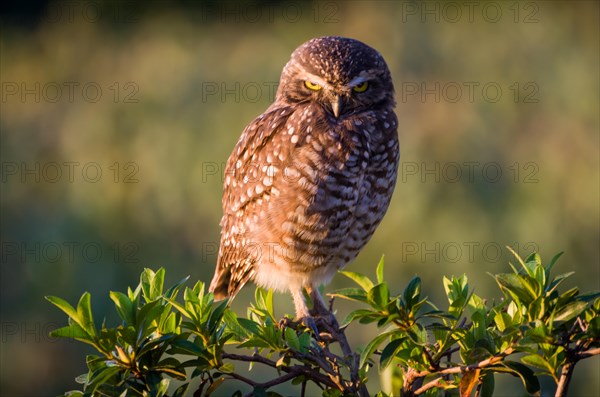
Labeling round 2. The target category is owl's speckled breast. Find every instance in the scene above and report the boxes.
[249,105,399,293]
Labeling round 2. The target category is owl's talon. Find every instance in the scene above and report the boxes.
[301,316,320,337]
[278,316,294,330]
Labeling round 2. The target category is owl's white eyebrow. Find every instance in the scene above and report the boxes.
[348,75,369,87]
[303,73,330,88]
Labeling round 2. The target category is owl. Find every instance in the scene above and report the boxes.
[209,36,399,323]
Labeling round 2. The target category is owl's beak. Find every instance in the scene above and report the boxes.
[330,95,342,118]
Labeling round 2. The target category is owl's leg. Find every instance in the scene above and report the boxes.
[291,285,310,319]
[290,285,320,335]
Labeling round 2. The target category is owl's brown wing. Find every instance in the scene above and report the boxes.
[209,105,294,299]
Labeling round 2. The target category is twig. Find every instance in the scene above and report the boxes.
[316,316,369,396]
[575,347,600,359]
[555,343,600,397]
[402,347,516,396]
[555,360,575,397]
[416,347,515,378]
[412,376,444,395]
[222,352,337,389]
[232,370,303,391]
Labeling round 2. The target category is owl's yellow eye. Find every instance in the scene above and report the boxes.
[352,81,369,92]
[304,81,322,91]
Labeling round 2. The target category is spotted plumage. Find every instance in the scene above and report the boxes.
[209,36,399,320]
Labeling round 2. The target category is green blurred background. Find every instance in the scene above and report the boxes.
[1,1,598,395]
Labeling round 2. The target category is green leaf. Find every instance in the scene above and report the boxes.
[341,309,377,327]
[506,246,527,273]
[208,300,229,333]
[577,291,600,303]
[205,376,226,396]
[329,288,368,303]
[284,327,300,351]
[340,270,374,292]
[466,346,493,365]
[238,318,261,336]
[173,383,190,397]
[141,268,165,302]
[468,293,486,314]
[153,366,186,380]
[380,337,405,369]
[223,309,248,340]
[497,361,540,395]
[545,251,564,279]
[403,276,421,309]
[406,323,428,346]
[110,291,135,325]
[522,320,552,344]
[76,292,96,338]
[159,311,179,334]
[86,366,122,393]
[494,311,512,332]
[50,324,92,343]
[85,354,106,372]
[255,288,274,316]
[237,338,271,349]
[506,301,522,323]
[421,309,457,320]
[546,272,575,295]
[218,363,234,374]
[156,378,170,396]
[376,255,385,284]
[164,275,190,300]
[46,296,79,323]
[479,372,495,397]
[359,330,395,369]
[137,299,164,326]
[169,339,205,356]
[166,296,193,322]
[443,275,468,308]
[368,283,390,310]
[556,287,579,307]
[553,300,589,322]
[495,273,539,303]
[521,354,556,376]
[298,332,311,353]
[524,252,542,278]
[261,320,284,350]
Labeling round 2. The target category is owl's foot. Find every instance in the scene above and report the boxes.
[278,316,295,329]
[302,316,321,337]
[278,315,320,337]
[278,315,335,341]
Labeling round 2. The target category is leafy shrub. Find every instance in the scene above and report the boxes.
[47,249,599,396]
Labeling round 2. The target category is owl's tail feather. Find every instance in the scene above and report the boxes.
[209,268,231,301]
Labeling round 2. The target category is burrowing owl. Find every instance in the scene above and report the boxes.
[209,36,399,322]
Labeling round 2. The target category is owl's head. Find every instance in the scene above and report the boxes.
[276,36,395,118]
